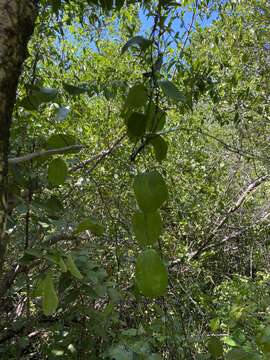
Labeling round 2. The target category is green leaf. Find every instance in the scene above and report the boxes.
[133,170,168,212]
[46,134,77,150]
[45,196,64,217]
[46,253,67,272]
[148,355,163,360]
[32,278,45,297]
[25,248,43,258]
[126,112,146,139]
[126,84,148,108]
[74,217,105,236]
[108,345,133,360]
[132,210,162,246]
[63,82,88,95]
[42,272,59,316]
[121,36,152,55]
[48,158,68,185]
[256,326,270,353]
[146,102,166,132]
[159,80,186,102]
[207,337,223,359]
[65,254,83,279]
[20,87,58,110]
[135,249,168,298]
[210,318,220,332]
[150,136,168,162]
[226,349,259,360]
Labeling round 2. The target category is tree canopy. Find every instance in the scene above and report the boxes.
[0,0,270,359]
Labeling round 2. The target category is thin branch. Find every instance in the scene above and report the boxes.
[0,232,78,300]
[72,133,126,172]
[189,174,270,260]
[200,130,266,162]
[8,145,83,164]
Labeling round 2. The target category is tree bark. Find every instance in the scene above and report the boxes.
[0,0,37,278]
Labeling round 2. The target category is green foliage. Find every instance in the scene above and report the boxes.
[126,112,147,139]
[2,0,270,358]
[126,84,148,108]
[46,134,77,150]
[135,249,168,298]
[47,158,68,185]
[74,217,105,236]
[132,210,162,246]
[133,170,168,212]
[150,135,168,162]
[121,36,152,54]
[207,337,224,359]
[42,272,59,316]
[159,80,186,103]
[65,254,83,279]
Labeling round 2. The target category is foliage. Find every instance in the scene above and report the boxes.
[1,0,270,359]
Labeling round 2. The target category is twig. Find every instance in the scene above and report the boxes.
[8,145,83,164]
[72,134,126,172]
[189,174,270,260]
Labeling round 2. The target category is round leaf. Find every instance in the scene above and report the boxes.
[126,84,148,108]
[48,158,68,185]
[127,112,147,139]
[135,249,168,298]
[132,210,162,246]
[133,170,168,212]
[150,136,168,162]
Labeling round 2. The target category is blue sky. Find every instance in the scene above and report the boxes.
[139,7,219,36]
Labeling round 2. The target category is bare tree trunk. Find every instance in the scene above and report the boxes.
[0,0,37,279]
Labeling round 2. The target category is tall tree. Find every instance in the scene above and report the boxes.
[0,1,37,275]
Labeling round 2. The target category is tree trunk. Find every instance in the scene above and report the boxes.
[0,0,37,278]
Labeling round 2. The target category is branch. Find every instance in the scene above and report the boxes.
[8,145,83,164]
[72,134,126,172]
[189,174,270,260]
[0,232,78,300]
[0,264,26,299]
